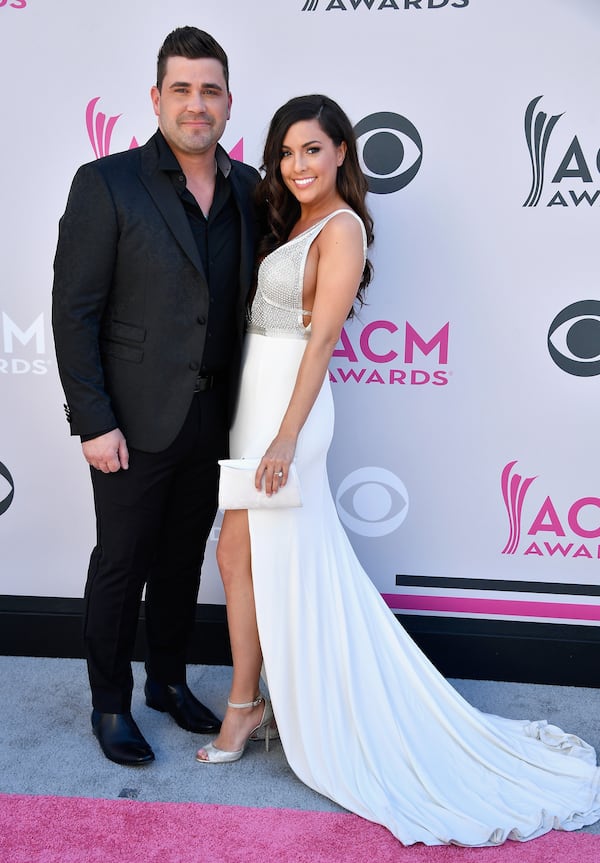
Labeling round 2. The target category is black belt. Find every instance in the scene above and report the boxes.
[194,373,219,393]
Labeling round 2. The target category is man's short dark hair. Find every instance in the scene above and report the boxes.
[156,26,229,91]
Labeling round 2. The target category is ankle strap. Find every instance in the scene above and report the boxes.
[227,695,264,709]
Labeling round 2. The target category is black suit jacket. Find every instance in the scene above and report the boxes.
[52,132,259,452]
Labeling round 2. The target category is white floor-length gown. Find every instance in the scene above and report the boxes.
[229,209,600,846]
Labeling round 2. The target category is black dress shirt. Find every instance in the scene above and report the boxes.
[156,130,241,375]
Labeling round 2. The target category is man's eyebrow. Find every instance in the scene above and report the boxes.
[168,80,224,91]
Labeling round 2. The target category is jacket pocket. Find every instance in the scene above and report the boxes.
[100,319,146,363]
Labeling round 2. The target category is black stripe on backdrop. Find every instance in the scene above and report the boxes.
[396,575,600,596]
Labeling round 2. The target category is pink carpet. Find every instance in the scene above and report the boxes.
[1,794,600,863]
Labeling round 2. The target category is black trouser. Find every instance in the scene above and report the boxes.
[83,386,228,713]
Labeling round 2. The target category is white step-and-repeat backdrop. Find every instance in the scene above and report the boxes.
[1,0,599,628]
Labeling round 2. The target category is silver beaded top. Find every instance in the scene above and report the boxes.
[247,209,367,340]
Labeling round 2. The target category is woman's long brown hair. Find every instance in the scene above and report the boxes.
[255,94,374,317]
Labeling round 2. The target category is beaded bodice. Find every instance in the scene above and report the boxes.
[247,209,367,340]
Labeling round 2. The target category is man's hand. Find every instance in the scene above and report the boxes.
[82,429,129,473]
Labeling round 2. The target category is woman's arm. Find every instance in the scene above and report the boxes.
[256,212,365,493]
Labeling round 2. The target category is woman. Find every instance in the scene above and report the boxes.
[196,95,600,846]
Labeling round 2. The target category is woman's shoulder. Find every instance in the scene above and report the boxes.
[317,208,367,249]
[326,207,363,226]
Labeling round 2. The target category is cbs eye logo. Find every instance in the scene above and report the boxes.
[548,300,600,377]
[354,112,423,195]
[0,461,15,516]
[335,467,408,537]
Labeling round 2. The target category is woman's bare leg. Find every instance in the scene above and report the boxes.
[197,509,265,757]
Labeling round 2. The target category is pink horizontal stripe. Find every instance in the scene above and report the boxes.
[382,593,600,622]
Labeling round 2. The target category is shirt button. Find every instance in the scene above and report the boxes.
[189,361,200,371]
[197,315,206,325]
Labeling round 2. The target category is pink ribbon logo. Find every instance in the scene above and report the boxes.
[501,461,537,555]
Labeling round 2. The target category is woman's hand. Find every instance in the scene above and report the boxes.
[255,435,297,496]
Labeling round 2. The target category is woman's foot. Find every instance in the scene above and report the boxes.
[196,695,273,763]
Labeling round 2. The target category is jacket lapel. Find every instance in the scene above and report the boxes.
[138,134,207,279]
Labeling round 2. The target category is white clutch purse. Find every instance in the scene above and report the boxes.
[217,458,303,510]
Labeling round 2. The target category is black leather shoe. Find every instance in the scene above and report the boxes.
[144,679,221,734]
[91,710,155,766]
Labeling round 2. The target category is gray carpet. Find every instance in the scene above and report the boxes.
[1,656,599,834]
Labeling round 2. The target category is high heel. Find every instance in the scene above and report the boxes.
[195,695,274,764]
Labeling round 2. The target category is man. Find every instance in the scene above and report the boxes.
[52,27,259,765]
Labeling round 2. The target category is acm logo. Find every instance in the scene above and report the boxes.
[524,96,600,208]
[501,461,600,560]
[0,312,48,375]
[330,320,450,387]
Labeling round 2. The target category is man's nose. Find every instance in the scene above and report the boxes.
[187,91,207,112]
